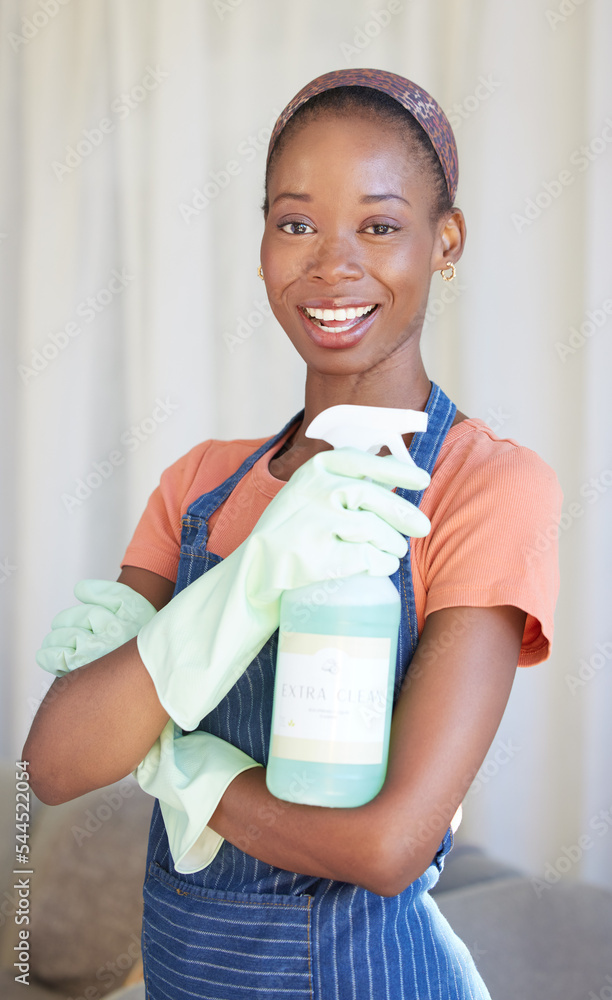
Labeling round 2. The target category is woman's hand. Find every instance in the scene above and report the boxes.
[247,445,432,593]
[23,568,175,805]
[135,446,432,732]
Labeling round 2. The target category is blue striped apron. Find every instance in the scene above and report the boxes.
[141,381,491,999]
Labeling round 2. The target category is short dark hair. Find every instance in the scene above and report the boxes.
[263,85,453,221]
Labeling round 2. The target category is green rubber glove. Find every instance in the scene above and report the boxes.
[133,721,262,872]
[35,580,260,872]
[137,446,431,732]
[35,579,157,675]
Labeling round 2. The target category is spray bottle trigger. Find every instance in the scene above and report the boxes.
[305,404,429,489]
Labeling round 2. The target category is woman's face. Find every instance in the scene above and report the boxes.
[260,110,463,375]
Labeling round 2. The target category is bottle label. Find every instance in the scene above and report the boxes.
[271,632,391,765]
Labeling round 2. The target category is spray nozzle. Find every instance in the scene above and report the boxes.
[304,404,428,470]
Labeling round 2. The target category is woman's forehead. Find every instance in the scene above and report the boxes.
[268,112,426,184]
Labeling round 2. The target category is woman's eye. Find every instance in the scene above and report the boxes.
[364,223,399,235]
[279,221,315,234]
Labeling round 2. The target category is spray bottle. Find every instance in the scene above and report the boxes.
[266,404,428,807]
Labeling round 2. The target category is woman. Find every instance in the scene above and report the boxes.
[26,69,562,999]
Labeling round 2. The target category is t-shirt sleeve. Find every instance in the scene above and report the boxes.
[421,445,563,666]
[120,440,214,583]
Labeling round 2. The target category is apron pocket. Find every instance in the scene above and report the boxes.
[142,861,314,1000]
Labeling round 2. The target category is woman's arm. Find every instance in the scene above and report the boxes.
[208,603,526,896]
[116,565,176,610]
[25,564,524,897]
[23,567,175,805]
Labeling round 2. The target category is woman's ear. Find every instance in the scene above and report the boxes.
[432,207,466,273]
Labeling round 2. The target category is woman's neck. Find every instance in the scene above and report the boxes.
[269,361,434,480]
[296,360,432,450]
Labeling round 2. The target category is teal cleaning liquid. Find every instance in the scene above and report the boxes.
[266,572,400,807]
[266,401,428,808]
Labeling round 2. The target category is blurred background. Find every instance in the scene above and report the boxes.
[1,0,610,893]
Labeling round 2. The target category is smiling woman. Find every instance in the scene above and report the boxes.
[24,68,562,1000]
[261,96,463,383]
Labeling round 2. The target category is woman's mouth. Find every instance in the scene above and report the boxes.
[300,303,378,333]
[297,303,380,348]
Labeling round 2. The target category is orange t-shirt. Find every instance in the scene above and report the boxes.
[121,417,563,666]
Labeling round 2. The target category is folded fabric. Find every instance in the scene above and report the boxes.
[35,579,259,871]
[137,446,431,732]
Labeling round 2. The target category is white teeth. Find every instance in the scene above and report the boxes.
[318,322,361,332]
[303,304,376,323]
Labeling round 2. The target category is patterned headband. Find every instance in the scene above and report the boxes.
[266,68,458,204]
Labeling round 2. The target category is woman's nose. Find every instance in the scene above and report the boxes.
[305,236,364,284]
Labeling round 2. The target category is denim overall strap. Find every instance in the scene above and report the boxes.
[390,380,457,674]
[142,384,492,1000]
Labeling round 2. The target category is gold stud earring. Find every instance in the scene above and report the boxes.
[440,261,456,281]
[257,264,264,280]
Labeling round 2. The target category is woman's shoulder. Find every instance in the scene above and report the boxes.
[418,417,563,667]
[158,433,272,497]
[426,416,563,516]
[435,417,554,475]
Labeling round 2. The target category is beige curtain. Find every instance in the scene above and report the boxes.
[1,0,610,889]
